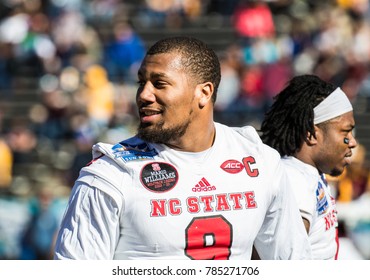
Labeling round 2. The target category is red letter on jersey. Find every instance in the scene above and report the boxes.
[229,193,243,210]
[242,156,259,177]
[187,197,200,213]
[150,199,167,217]
[244,191,257,208]
[169,199,181,215]
[216,194,231,211]
[200,195,214,212]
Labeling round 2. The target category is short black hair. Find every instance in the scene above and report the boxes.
[146,36,221,103]
[259,74,336,156]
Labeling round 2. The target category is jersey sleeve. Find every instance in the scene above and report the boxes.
[254,160,312,259]
[282,159,317,230]
[54,173,123,259]
[289,174,316,229]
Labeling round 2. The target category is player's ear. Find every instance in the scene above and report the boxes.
[197,82,214,108]
[306,127,319,145]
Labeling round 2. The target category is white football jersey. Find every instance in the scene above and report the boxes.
[54,123,311,260]
[282,156,339,260]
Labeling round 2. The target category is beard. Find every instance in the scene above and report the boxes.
[137,119,191,144]
[328,168,343,177]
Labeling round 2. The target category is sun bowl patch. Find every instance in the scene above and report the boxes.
[316,182,329,215]
[140,162,179,192]
[112,142,158,162]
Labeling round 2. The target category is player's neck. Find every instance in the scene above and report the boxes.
[166,122,216,153]
[295,146,316,169]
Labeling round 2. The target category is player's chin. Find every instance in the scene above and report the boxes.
[329,166,345,177]
[139,121,153,129]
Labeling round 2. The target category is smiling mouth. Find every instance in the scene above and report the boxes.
[139,108,163,124]
[140,108,161,116]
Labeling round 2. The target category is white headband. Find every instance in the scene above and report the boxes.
[313,87,353,125]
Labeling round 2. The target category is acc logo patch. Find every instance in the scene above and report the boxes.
[140,162,179,193]
[220,160,244,174]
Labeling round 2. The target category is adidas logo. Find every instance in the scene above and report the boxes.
[192,177,216,192]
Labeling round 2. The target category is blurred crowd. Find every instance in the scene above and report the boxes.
[0,0,370,260]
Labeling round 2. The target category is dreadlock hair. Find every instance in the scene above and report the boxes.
[259,74,336,156]
[146,36,221,104]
